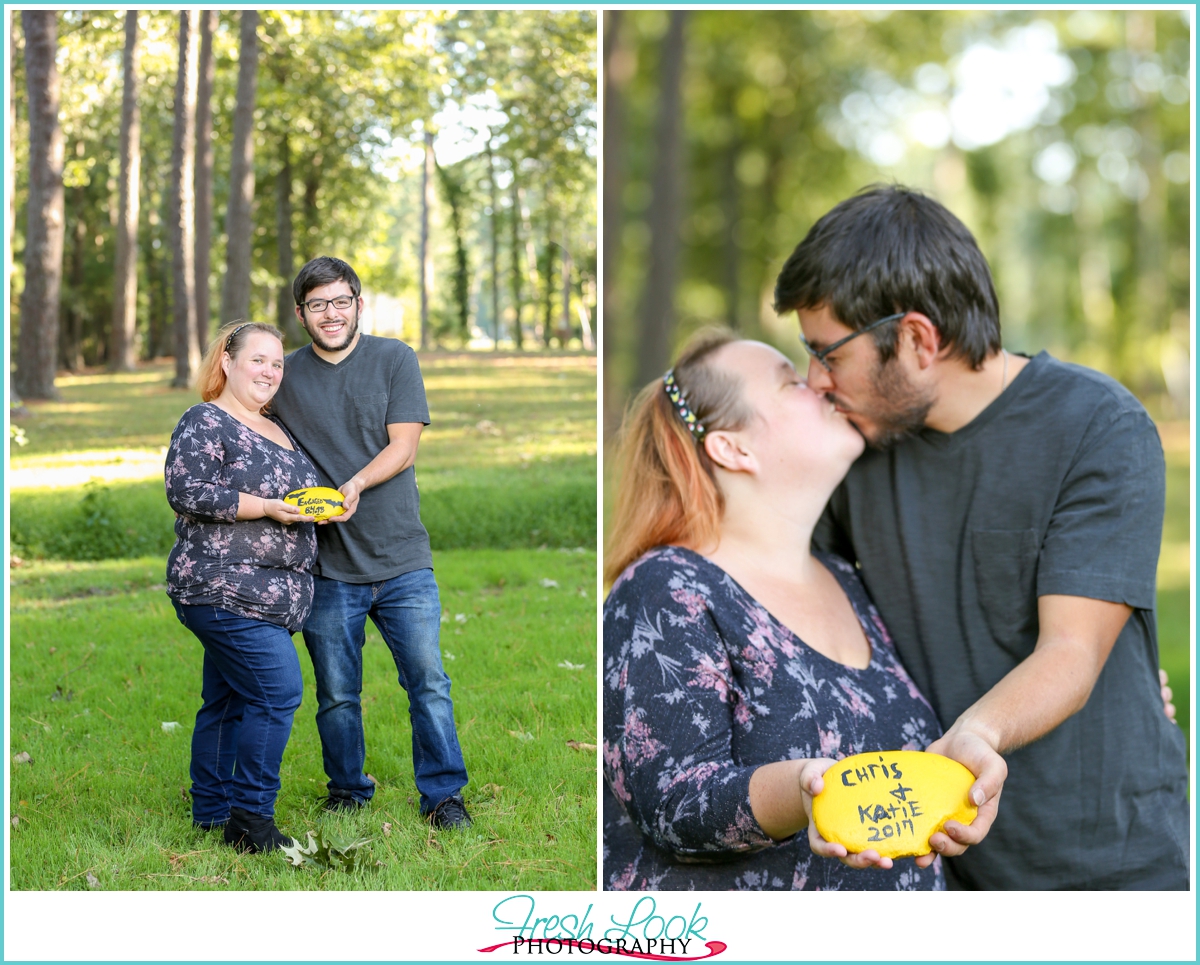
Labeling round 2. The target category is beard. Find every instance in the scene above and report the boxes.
[835,356,935,450]
[302,304,359,352]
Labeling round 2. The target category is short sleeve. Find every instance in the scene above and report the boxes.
[1036,409,1164,609]
[602,552,778,859]
[386,345,431,426]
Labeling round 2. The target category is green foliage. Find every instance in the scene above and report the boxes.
[9,548,596,890]
[11,482,176,561]
[10,474,594,561]
[608,10,1190,412]
[11,11,596,360]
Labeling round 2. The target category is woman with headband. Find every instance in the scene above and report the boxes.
[603,330,959,891]
[165,321,318,852]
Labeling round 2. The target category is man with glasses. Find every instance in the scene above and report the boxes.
[271,255,471,829]
[774,186,1188,889]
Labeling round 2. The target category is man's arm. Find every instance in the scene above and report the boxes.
[326,422,424,524]
[922,594,1131,859]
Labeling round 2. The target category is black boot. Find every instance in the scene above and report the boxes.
[223,807,294,853]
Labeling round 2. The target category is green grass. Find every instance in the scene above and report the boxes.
[9,549,597,890]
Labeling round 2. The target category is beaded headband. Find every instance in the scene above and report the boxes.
[225,323,250,351]
[663,369,706,441]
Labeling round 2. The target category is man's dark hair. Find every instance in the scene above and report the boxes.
[773,185,1001,369]
[292,256,361,306]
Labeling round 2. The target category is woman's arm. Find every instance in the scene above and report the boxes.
[165,411,306,524]
[749,759,896,870]
[236,492,308,524]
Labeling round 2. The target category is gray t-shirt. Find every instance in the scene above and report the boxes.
[814,351,1189,890]
[271,334,433,584]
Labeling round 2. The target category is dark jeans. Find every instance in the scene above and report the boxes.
[302,568,468,813]
[173,602,303,823]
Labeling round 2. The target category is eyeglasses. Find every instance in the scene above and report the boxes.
[301,295,355,313]
[799,312,907,371]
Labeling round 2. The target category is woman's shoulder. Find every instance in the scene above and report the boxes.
[172,402,224,437]
[604,546,728,620]
[608,545,717,593]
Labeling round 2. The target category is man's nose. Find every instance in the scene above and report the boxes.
[805,357,834,393]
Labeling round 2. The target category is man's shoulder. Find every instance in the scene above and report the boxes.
[359,334,417,362]
[1028,352,1150,424]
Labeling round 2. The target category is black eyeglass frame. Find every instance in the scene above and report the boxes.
[798,311,908,371]
[300,294,357,314]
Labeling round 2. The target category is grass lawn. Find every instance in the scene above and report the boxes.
[9,548,596,890]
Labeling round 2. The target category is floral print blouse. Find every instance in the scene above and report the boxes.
[165,403,319,632]
[603,546,945,891]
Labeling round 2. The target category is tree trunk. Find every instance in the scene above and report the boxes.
[518,184,540,347]
[487,140,501,349]
[419,129,434,350]
[61,179,85,371]
[275,131,300,344]
[508,174,523,350]
[301,171,318,263]
[220,9,258,325]
[193,9,216,359]
[634,10,688,387]
[169,10,200,388]
[560,240,572,342]
[541,222,555,347]
[602,10,630,433]
[110,10,141,371]
[16,10,64,400]
[7,12,22,411]
[436,161,471,342]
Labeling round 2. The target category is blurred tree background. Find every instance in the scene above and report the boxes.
[10,9,596,397]
[604,9,1190,428]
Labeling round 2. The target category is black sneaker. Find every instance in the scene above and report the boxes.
[321,793,366,813]
[426,795,472,829]
[223,807,294,853]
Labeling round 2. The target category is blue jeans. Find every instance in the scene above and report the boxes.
[173,602,303,823]
[302,568,468,813]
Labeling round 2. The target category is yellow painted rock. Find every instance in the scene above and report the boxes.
[284,486,345,521]
[811,750,977,858]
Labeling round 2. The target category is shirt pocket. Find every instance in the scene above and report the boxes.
[970,527,1040,659]
[353,393,388,429]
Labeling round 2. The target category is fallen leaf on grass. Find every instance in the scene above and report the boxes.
[12,752,31,765]
[281,829,376,872]
[86,873,99,889]
[557,660,584,670]
[566,741,596,752]
[161,721,180,733]
[545,833,558,844]
[381,822,392,837]
[508,730,534,742]
[11,816,20,829]
[478,782,505,797]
